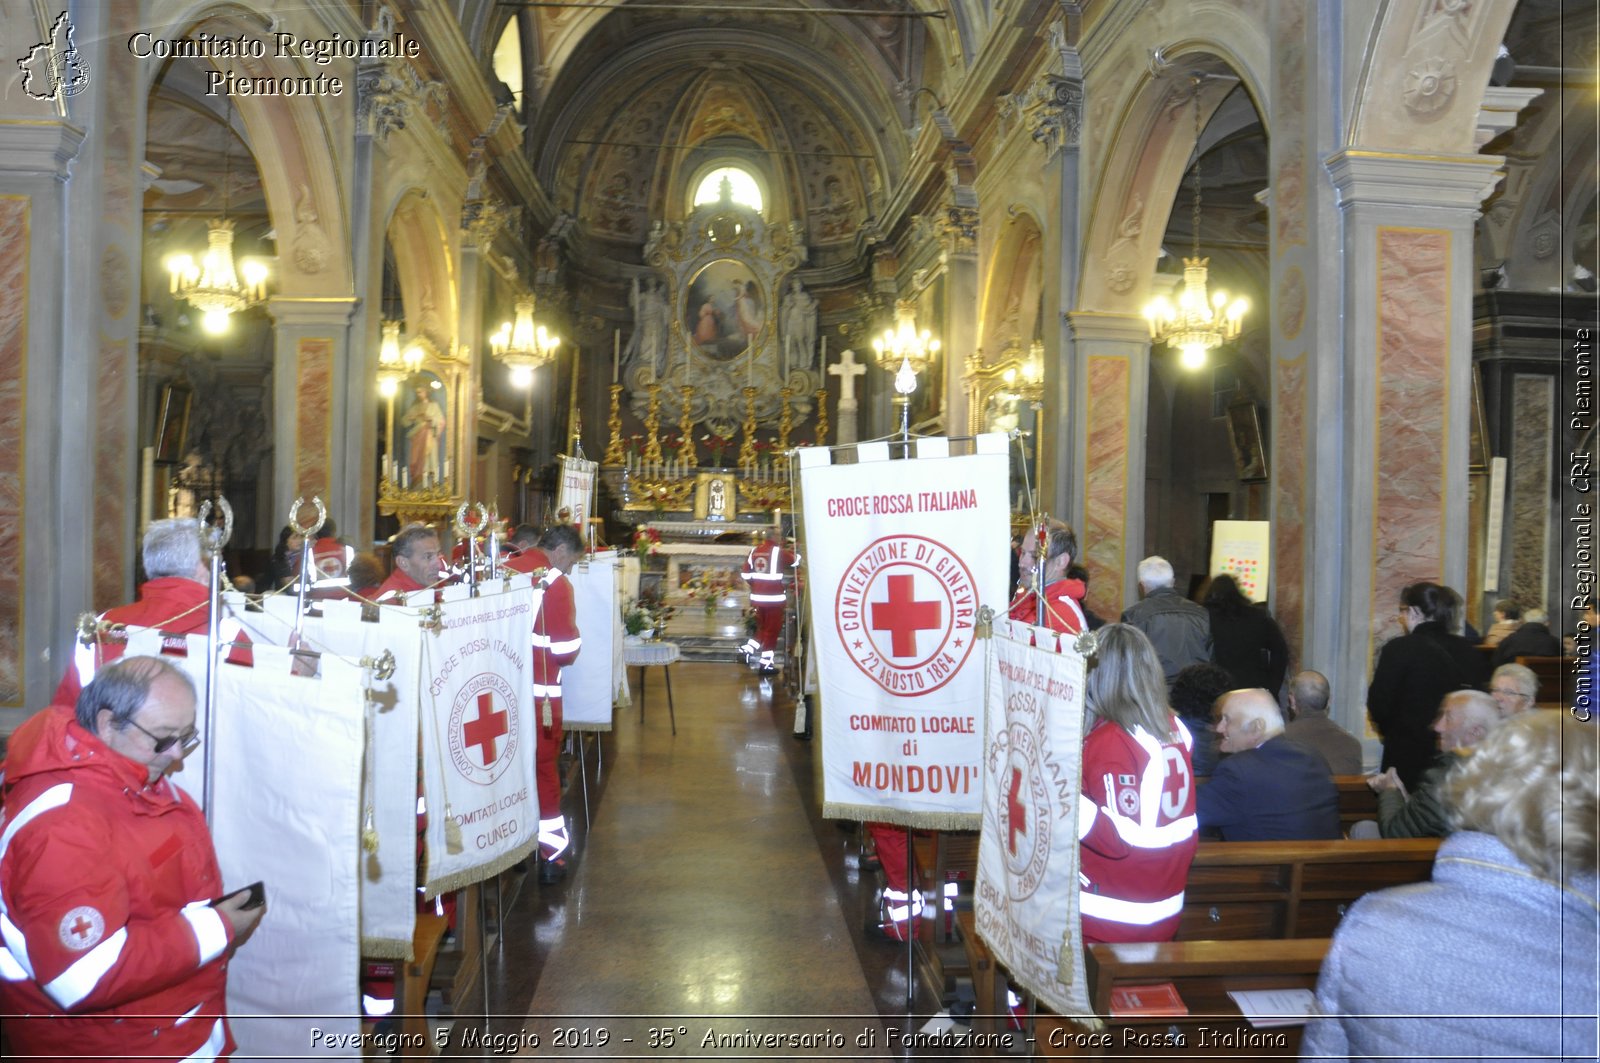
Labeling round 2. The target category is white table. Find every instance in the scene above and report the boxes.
[623,637,680,734]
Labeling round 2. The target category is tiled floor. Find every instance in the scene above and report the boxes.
[447,660,959,1059]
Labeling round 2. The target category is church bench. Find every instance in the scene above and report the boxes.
[1178,837,1439,940]
[1331,774,1379,831]
[368,911,449,1056]
[1032,938,1330,1058]
[1516,654,1577,707]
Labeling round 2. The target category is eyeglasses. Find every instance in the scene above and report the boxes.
[125,718,201,756]
[1490,687,1531,701]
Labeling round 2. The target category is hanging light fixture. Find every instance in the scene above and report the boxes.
[490,295,561,387]
[377,321,405,397]
[872,300,941,378]
[1142,79,1248,371]
[165,99,270,335]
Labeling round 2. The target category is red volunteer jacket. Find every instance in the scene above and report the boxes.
[504,549,582,717]
[374,567,432,603]
[54,578,252,708]
[0,706,236,1061]
[1077,715,1198,943]
[1007,577,1088,635]
[741,539,796,606]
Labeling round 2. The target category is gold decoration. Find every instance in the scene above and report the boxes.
[603,383,626,466]
[737,386,759,468]
[814,388,829,446]
[678,385,697,466]
[642,382,664,465]
[777,387,793,451]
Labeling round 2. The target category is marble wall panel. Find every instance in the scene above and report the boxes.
[1372,227,1450,643]
[1084,356,1131,619]
[0,197,27,704]
[1274,353,1308,661]
[1509,374,1554,604]
[297,338,334,498]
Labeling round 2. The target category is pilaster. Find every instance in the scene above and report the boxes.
[269,298,359,528]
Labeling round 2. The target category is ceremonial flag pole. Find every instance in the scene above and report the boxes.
[197,496,232,826]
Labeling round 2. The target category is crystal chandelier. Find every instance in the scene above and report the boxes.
[490,296,560,387]
[376,321,423,397]
[1142,81,1248,371]
[164,102,269,335]
[872,300,941,377]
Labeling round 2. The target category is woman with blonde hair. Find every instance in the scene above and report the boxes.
[1303,711,1598,1060]
[1077,623,1198,942]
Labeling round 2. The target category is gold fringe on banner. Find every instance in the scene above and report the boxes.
[423,838,537,901]
[359,935,413,962]
[564,720,614,733]
[821,802,983,832]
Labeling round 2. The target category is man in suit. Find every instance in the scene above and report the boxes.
[1197,687,1341,841]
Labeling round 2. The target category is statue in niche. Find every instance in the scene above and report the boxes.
[780,278,818,374]
[624,276,670,377]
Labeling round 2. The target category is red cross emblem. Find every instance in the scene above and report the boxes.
[869,573,942,658]
[464,691,509,767]
[58,906,104,951]
[1006,767,1027,856]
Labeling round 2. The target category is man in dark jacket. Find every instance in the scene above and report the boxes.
[1120,555,1212,685]
[1283,669,1364,775]
[1365,690,1500,838]
[1489,607,1562,668]
[1197,688,1341,841]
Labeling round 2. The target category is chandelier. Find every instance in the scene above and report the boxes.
[490,296,560,387]
[376,320,423,397]
[164,102,269,335]
[872,300,941,377]
[1142,80,1248,371]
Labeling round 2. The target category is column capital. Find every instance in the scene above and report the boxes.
[267,296,358,330]
[0,119,85,180]
[1066,310,1150,347]
[1325,150,1503,212]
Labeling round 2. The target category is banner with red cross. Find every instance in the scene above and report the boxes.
[418,586,540,895]
[974,619,1095,1022]
[797,435,1010,826]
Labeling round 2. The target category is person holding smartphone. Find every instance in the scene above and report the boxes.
[0,656,265,1060]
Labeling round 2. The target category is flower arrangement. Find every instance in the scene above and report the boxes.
[623,587,674,637]
[623,433,646,458]
[631,527,662,557]
[701,432,734,466]
[682,568,740,615]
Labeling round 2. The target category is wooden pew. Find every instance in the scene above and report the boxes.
[1033,938,1330,1057]
[1516,654,1577,707]
[1332,775,1378,832]
[1178,837,1439,940]
[909,829,980,992]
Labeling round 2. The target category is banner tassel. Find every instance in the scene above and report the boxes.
[444,806,464,854]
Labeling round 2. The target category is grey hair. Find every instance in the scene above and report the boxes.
[75,655,195,732]
[391,522,439,560]
[141,518,204,580]
[1085,623,1180,741]
[1492,663,1539,702]
[1290,670,1331,716]
[1524,607,1548,625]
[1136,556,1174,590]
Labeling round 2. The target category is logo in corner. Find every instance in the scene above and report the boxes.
[18,13,91,103]
[59,906,104,951]
[448,673,519,786]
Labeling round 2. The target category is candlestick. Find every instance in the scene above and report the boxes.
[778,387,793,452]
[678,384,696,471]
[603,383,625,465]
[745,344,753,390]
[820,335,827,366]
[612,329,620,384]
[642,382,664,465]
[814,388,829,447]
[738,385,759,468]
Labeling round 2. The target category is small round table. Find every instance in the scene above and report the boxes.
[623,637,679,735]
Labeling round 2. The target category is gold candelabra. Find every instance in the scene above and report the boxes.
[642,382,664,465]
[603,384,625,466]
[678,385,697,467]
[738,386,759,468]
[777,387,794,452]
[814,388,829,447]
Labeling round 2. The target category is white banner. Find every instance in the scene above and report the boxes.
[558,454,598,534]
[561,552,624,731]
[214,648,365,1059]
[799,437,1010,826]
[418,587,539,896]
[124,630,211,813]
[975,620,1094,1022]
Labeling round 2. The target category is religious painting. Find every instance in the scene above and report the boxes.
[1469,362,1490,473]
[1227,399,1268,482]
[154,383,192,464]
[398,371,449,488]
[684,258,765,361]
[694,470,738,521]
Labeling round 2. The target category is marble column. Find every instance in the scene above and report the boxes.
[270,299,358,528]
[941,211,979,439]
[1065,312,1150,619]
[1324,150,1501,706]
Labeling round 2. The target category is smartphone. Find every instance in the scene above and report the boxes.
[213,880,266,910]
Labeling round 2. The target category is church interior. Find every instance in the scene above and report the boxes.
[1,0,1595,1055]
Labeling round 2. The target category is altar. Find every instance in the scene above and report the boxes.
[650,540,750,642]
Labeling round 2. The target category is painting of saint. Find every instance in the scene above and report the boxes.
[684,259,764,361]
[400,373,448,485]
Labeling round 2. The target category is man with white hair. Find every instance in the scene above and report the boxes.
[1365,689,1503,839]
[1489,663,1539,719]
[1489,606,1560,668]
[1119,555,1212,684]
[1196,687,1341,840]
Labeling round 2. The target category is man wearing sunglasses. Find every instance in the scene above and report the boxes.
[0,656,264,1061]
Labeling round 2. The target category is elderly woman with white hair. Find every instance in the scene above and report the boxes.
[1301,711,1598,1060]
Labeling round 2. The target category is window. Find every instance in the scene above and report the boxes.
[492,19,523,114]
[693,167,762,213]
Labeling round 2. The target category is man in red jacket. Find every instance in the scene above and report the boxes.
[0,656,264,1060]
[740,529,797,674]
[505,524,584,882]
[1007,524,1087,635]
[55,518,248,707]
[374,523,445,602]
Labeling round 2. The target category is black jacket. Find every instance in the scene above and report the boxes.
[1196,735,1342,841]
[1490,622,1562,669]
[1207,604,1290,697]
[1121,587,1213,683]
[1366,620,1488,790]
